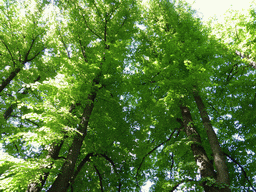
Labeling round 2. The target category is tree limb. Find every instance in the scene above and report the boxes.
[135,128,178,187]
[224,153,256,192]
[94,165,104,192]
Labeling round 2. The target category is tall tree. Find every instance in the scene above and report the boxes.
[1,0,256,192]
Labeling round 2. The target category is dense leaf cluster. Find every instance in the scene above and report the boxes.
[0,0,255,191]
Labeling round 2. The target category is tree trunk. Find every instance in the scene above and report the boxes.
[47,92,97,192]
[193,88,231,191]
[180,105,220,192]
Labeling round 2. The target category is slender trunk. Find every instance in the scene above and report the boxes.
[47,92,97,192]
[180,105,219,192]
[193,88,231,191]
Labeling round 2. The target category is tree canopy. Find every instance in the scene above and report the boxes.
[0,0,256,191]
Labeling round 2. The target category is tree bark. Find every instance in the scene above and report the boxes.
[180,105,219,192]
[47,92,97,192]
[192,88,231,191]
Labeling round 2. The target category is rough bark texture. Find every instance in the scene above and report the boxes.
[193,88,231,191]
[180,105,219,192]
[47,92,96,192]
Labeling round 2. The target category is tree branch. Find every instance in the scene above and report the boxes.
[135,128,178,186]
[26,48,45,62]
[70,152,122,191]
[77,34,87,62]
[3,76,41,120]
[0,67,21,93]
[80,9,102,39]
[58,29,71,59]
[24,35,39,61]
[224,153,256,192]
[1,39,15,66]
[94,165,104,192]
[235,50,256,69]
[169,179,194,192]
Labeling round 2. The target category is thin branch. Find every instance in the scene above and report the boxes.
[104,14,108,42]
[226,63,237,82]
[70,152,122,191]
[26,48,45,62]
[107,2,120,22]
[207,102,224,120]
[170,153,174,179]
[77,34,87,62]
[24,35,40,61]
[24,118,39,127]
[58,29,71,59]
[169,179,194,192]
[80,10,102,39]
[99,153,122,191]
[135,128,178,186]
[1,39,15,66]
[3,76,41,120]
[100,154,116,171]
[235,50,256,69]
[94,165,104,192]
[0,67,21,93]
[92,0,104,21]
[224,153,256,192]
[14,143,20,156]
[235,25,240,42]
[71,152,94,184]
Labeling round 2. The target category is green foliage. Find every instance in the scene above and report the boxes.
[0,0,256,191]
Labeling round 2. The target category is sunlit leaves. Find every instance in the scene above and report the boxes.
[1,0,256,192]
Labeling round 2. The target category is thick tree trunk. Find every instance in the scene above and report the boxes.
[47,92,97,192]
[180,105,220,192]
[193,88,231,191]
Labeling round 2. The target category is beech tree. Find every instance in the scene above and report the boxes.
[0,0,256,192]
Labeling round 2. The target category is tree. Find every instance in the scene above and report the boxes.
[0,0,256,192]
